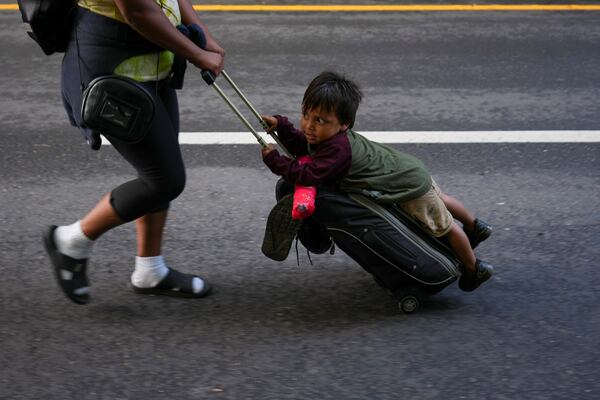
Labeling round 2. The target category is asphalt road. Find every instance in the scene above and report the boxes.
[1,3,599,400]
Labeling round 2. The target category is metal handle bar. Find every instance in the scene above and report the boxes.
[220,71,273,132]
[189,25,292,157]
[207,80,269,149]
[201,70,293,158]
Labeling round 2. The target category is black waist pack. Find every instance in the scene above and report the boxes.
[81,76,155,144]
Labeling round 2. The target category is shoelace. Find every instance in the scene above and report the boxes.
[294,236,314,266]
[294,236,336,266]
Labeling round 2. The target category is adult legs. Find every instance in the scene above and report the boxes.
[77,83,182,243]
[136,210,168,257]
[78,195,168,256]
[133,81,178,259]
[46,83,209,303]
[80,194,124,240]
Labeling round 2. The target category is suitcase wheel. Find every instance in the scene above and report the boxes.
[398,294,420,314]
[394,287,425,314]
[372,276,424,314]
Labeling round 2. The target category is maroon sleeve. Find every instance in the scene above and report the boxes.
[272,115,309,156]
[263,132,352,186]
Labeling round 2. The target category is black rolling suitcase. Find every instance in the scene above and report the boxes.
[308,187,463,313]
[273,180,462,313]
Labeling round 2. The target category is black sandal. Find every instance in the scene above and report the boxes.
[43,225,91,305]
[132,268,212,298]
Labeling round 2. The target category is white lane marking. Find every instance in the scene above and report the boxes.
[101,131,600,145]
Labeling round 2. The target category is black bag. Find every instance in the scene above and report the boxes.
[275,179,462,313]
[312,188,462,312]
[81,76,155,144]
[18,0,78,55]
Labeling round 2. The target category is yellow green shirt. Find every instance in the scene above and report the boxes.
[78,0,181,82]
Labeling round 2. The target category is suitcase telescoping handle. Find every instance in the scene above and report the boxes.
[189,25,292,156]
[191,25,292,156]
[201,69,293,158]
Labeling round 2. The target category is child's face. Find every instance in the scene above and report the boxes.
[300,107,349,145]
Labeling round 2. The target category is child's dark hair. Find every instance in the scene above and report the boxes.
[302,71,362,128]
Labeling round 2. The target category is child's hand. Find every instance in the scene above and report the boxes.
[261,144,276,158]
[261,115,278,132]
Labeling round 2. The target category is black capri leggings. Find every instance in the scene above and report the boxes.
[61,8,186,222]
[108,80,185,222]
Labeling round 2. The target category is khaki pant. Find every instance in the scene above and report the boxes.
[398,180,453,237]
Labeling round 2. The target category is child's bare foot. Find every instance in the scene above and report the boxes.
[459,259,494,292]
[464,219,492,249]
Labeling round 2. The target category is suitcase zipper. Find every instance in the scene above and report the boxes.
[349,194,462,277]
[327,227,457,285]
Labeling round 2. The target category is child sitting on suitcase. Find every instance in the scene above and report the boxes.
[261,71,493,292]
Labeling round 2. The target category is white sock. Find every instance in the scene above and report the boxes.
[131,255,169,288]
[54,221,94,259]
[131,256,205,293]
[191,277,205,294]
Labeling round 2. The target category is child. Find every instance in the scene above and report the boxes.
[261,71,493,292]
